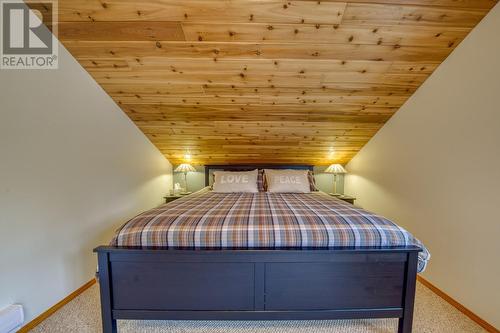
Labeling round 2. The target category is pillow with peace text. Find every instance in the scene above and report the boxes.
[264,169,311,193]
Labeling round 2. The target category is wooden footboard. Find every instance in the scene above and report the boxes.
[95,246,420,333]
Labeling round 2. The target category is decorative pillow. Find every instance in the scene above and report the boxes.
[264,169,311,193]
[213,170,259,193]
[212,169,265,192]
[308,170,319,191]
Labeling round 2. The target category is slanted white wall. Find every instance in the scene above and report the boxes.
[0,43,172,323]
[345,4,500,329]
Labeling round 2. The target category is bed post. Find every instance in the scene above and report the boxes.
[97,250,117,333]
[398,251,418,333]
[204,166,210,187]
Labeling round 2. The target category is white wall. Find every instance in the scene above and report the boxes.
[345,4,500,329]
[0,42,172,323]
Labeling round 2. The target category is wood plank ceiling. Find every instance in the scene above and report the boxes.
[57,0,497,165]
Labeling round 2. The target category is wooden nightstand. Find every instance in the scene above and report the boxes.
[163,195,183,203]
[338,195,356,204]
[330,194,356,204]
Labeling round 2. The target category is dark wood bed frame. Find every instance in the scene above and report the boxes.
[95,164,421,333]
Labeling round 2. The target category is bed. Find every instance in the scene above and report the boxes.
[95,164,429,333]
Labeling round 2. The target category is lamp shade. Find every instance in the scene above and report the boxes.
[324,164,347,174]
[174,163,196,173]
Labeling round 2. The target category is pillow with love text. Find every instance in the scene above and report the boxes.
[212,170,259,193]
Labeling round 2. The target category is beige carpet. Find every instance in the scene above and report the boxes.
[31,282,485,333]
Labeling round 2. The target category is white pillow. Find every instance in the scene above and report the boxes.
[212,170,259,193]
[264,169,311,193]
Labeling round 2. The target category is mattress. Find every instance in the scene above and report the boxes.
[111,188,430,272]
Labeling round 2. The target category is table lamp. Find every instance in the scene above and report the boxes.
[324,164,347,196]
[174,163,196,194]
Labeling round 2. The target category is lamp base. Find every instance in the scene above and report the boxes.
[329,193,342,197]
[180,192,192,195]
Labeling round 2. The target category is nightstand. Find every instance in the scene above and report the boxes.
[163,195,183,203]
[330,194,356,204]
[338,195,356,204]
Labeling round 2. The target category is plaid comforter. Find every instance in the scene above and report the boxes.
[112,188,430,272]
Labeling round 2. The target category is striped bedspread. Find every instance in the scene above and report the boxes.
[112,188,430,272]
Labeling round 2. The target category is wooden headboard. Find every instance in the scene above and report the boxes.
[204,164,313,186]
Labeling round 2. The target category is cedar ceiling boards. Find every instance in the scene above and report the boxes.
[56,0,498,165]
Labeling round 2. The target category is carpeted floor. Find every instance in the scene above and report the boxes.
[31,282,485,333]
